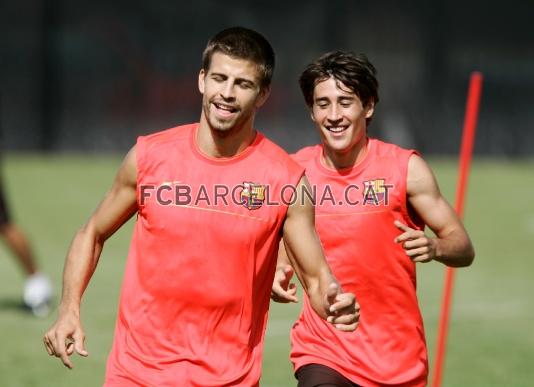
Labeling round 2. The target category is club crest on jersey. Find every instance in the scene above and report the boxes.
[362,179,393,206]
[240,182,266,210]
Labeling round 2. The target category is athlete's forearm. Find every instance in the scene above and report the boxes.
[276,239,292,269]
[282,175,343,318]
[433,229,474,267]
[283,235,334,318]
[306,268,337,319]
[283,229,327,291]
[59,225,104,315]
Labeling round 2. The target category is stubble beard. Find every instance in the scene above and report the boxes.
[206,104,254,139]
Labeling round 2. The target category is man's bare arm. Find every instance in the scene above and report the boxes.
[395,154,475,267]
[43,146,138,368]
[270,239,299,303]
[282,176,359,330]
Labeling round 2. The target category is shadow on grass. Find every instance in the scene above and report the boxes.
[0,296,57,318]
[0,296,32,314]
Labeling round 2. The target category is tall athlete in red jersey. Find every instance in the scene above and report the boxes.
[43,29,359,386]
[272,51,475,387]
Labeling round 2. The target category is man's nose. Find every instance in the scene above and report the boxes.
[220,81,236,101]
[327,105,342,122]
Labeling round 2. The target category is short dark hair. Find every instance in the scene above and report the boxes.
[202,27,275,91]
[299,51,379,111]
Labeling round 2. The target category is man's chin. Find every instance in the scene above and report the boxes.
[324,142,351,153]
[209,120,235,135]
[208,113,251,136]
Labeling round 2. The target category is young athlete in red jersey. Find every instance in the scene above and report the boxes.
[43,29,359,386]
[272,51,475,387]
[0,172,53,317]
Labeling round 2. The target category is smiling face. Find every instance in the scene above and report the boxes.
[311,76,374,168]
[198,52,269,137]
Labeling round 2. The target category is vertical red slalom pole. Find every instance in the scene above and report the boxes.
[431,72,483,387]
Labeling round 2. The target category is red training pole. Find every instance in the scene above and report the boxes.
[431,72,483,387]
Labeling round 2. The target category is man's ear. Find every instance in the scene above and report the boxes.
[255,86,271,108]
[198,69,206,94]
[365,100,375,119]
[309,107,317,123]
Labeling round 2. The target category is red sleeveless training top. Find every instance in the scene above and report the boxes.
[290,138,428,387]
[104,123,304,386]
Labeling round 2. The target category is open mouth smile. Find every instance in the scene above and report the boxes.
[213,102,238,117]
[326,125,348,133]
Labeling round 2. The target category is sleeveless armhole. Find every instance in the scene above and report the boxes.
[281,160,306,213]
[400,150,425,231]
[275,153,306,238]
[135,135,147,210]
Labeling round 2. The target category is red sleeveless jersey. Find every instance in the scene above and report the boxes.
[104,123,304,386]
[290,138,428,387]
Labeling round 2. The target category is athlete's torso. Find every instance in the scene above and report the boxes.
[105,123,303,387]
[290,138,428,387]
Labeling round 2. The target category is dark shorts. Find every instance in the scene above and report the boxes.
[296,364,361,387]
[0,179,10,225]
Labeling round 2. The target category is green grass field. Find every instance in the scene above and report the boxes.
[1,155,533,386]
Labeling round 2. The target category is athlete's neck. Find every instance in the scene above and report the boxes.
[322,137,369,170]
[197,117,256,158]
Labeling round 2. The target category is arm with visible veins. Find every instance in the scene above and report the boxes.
[280,176,360,331]
[43,147,138,368]
[394,154,475,267]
